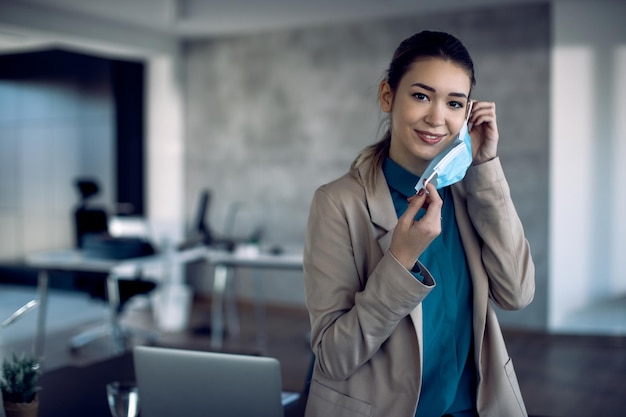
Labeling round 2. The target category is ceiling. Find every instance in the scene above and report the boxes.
[2,0,533,36]
[0,0,584,56]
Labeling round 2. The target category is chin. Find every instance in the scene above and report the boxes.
[414,147,441,162]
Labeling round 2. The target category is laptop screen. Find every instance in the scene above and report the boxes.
[133,346,285,417]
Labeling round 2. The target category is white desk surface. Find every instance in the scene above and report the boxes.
[25,246,302,272]
[25,249,124,272]
[24,245,209,275]
[204,248,303,270]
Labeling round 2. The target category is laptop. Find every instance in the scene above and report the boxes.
[134,346,293,417]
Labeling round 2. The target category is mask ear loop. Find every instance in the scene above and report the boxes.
[466,100,473,130]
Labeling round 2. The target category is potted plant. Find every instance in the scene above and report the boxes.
[0,352,41,417]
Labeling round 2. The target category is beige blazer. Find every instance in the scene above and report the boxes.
[303,157,535,417]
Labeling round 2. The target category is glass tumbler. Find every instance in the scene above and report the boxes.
[106,381,140,417]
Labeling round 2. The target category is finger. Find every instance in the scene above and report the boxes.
[424,181,441,202]
[469,113,497,135]
[469,100,494,112]
[469,102,496,125]
[418,183,443,223]
[471,113,495,128]
[399,191,426,227]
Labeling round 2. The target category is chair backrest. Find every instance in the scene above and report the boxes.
[74,206,108,248]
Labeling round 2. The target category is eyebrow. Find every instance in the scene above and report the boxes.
[413,82,468,99]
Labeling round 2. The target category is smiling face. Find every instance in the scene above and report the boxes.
[380,57,472,176]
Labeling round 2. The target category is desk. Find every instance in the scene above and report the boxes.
[37,350,302,417]
[203,249,304,351]
[24,246,303,358]
[38,353,135,417]
[24,246,207,359]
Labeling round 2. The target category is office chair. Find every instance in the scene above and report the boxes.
[0,300,39,331]
[70,178,159,352]
[73,179,108,249]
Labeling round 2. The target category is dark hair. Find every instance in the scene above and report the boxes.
[351,31,476,183]
[387,31,475,96]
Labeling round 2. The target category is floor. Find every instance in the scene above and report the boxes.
[2,288,625,417]
[503,329,625,417]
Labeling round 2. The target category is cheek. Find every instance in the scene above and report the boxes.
[394,107,420,126]
[450,119,465,135]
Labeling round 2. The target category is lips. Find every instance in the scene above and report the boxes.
[415,130,446,145]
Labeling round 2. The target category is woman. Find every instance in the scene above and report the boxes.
[303,30,535,417]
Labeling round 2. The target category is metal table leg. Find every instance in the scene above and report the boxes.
[35,270,49,360]
[253,269,268,353]
[225,269,240,339]
[210,264,228,350]
[106,271,125,353]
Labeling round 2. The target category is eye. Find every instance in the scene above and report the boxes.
[449,100,464,109]
[413,92,429,101]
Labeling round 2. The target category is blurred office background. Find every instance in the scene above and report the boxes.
[0,0,624,337]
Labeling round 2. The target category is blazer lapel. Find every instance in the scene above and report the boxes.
[357,160,397,252]
[359,159,426,371]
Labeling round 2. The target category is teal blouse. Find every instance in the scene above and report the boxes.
[382,157,477,417]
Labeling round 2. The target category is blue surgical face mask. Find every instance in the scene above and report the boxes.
[415,101,473,193]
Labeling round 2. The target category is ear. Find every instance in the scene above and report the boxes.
[465,99,473,120]
[379,80,393,113]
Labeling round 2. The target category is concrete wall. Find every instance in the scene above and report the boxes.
[183,3,550,329]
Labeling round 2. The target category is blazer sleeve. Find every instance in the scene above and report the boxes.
[304,185,433,381]
[461,157,535,310]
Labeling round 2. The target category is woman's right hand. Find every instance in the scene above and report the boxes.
[389,182,443,270]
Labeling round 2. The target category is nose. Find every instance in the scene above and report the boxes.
[424,104,445,127]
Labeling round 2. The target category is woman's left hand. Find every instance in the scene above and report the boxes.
[469,100,499,164]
